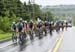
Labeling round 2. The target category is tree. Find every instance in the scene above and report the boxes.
[44,11,54,21]
[0,0,54,32]
[0,16,10,32]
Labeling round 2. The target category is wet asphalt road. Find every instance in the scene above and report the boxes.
[0,30,62,52]
[58,27,75,52]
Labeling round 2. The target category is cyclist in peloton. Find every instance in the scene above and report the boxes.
[49,21,53,35]
[24,21,28,35]
[33,21,38,37]
[43,21,49,36]
[37,20,43,38]
[65,21,68,30]
[22,20,27,39]
[29,20,34,40]
[17,18,24,44]
[11,22,17,42]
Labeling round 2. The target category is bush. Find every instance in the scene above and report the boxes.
[0,30,5,34]
[0,12,18,32]
[0,16,10,32]
[0,33,11,40]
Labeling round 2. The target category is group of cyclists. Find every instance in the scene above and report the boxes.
[11,18,69,44]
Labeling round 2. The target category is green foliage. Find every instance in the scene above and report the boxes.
[0,30,5,34]
[0,17,10,32]
[0,12,17,32]
[0,0,54,32]
[73,17,75,25]
[43,11,54,21]
[0,33,11,40]
[42,5,75,19]
[33,4,42,17]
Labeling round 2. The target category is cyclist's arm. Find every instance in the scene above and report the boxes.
[16,23,19,32]
[11,25,14,31]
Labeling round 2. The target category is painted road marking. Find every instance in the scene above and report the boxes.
[52,31,64,52]
[48,50,51,52]
[48,30,65,52]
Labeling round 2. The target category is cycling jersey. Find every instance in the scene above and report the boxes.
[29,22,33,30]
[37,22,42,28]
[44,22,49,27]
[17,22,23,32]
[12,24,16,31]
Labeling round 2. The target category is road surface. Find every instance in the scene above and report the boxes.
[0,30,62,52]
[1,27,74,52]
[58,27,75,52]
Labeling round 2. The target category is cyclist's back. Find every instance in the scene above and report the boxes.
[17,22,23,32]
[29,21,33,30]
[11,22,16,31]
[11,22,17,42]
[37,22,42,29]
[44,21,49,28]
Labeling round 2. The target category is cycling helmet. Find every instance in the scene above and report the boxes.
[19,18,23,21]
[30,20,33,23]
[25,21,27,23]
[12,22,15,24]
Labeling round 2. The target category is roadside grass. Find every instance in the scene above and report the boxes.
[0,33,19,41]
[0,33,11,41]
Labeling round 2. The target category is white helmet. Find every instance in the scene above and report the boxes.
[30,20,33,23]
[25,21,27,23]
[23,20,25,22]
[51,21,53,24]
[45,21,47,23]
[12,22,15,24]
[49,22,50,24]
[19,18,23,21]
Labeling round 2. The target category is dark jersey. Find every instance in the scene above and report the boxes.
[37,22,42,28]
[29,22,33,29]
[17,22,23,32]
[44,22,49,27]
[12,24,16,30]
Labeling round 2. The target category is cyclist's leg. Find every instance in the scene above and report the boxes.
[44,26,47,36]
[14,31,17,42]
[12,31,17,42]
[19,32,24,44]
[12,31,14,42]
[23,28,27,40]
[30,28,34,40]
[35,27,39,37]
[18,28,23,43]
[29,28,31,39]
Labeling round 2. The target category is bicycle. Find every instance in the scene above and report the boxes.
[12,31,17,42]
[29,29,34,40]
[19,32,26,44]
[37,27,43,39]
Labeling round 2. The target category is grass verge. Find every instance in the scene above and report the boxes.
[0,33,12,41]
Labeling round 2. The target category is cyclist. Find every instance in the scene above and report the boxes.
[22,20,27,39]
[51,21,55,31]
[33,21,38,36]
[61,22,64,31]
[43,21,49,36]
[49,21,53,35]
[37,20,43,39]
[17,18,25,44]
[11,22,17,42]
[56,22,60,33]
[24,21,28,34]
[65,21,68,30]
[29,20,34,40]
